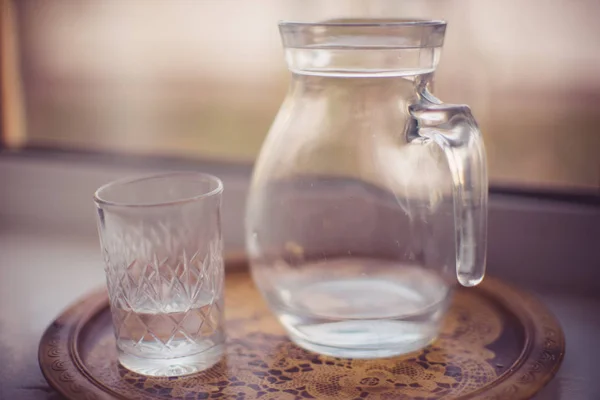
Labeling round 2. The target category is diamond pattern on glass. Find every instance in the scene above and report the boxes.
[103,222,223,359]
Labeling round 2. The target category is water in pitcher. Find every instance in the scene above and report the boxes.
[247,173,457,358]
[111,291,224,376]
[247,20,487,359]
[255,258,451,359]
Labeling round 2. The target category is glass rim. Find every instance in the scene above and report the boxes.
[279,19,447,28]
[93,171,223,208]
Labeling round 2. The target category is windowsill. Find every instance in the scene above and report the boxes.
[1,152,599,399]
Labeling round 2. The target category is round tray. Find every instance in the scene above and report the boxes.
[39,259,564,400]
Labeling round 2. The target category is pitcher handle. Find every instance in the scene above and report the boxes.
[409,99,488,287]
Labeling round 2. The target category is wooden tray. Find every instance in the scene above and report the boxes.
[39,259,564,400]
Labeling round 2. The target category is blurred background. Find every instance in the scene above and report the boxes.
[2,0,600,191]
[1,4,599,398]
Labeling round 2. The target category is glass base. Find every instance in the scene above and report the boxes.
[117,344,224,377]
[288,330,437,359]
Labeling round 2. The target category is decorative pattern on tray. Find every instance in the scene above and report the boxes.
[40,261,564,400]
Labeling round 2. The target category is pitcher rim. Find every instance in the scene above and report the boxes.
[279,19,447,28]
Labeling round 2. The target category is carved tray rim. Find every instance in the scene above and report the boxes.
[39,258,565,400]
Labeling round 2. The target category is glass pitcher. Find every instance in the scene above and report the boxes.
[245,20,487,359]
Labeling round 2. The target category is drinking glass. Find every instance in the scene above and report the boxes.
[94,172,225,377]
